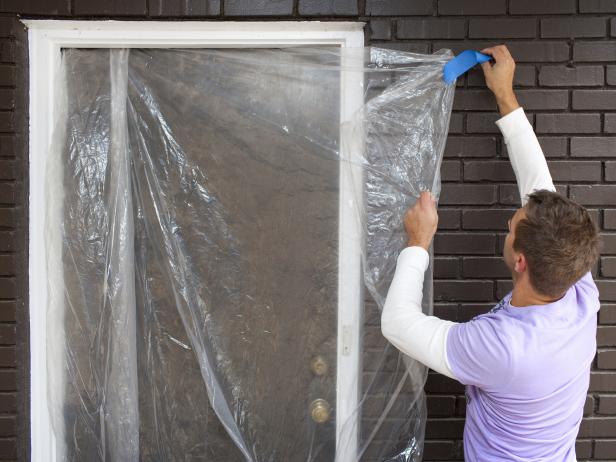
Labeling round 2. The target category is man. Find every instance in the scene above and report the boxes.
[381,45,601,461]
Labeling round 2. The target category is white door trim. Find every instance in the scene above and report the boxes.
[24,20,365,462]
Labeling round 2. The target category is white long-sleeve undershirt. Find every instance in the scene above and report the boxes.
[381,107,556,380]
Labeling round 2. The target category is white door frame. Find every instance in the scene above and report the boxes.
[24,20,365,461]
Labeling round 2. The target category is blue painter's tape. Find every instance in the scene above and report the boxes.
[443,50,492,84]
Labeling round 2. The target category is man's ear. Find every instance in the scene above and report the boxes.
[514,252,527,273]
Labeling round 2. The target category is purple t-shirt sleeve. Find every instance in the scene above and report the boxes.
[446,316,513,390]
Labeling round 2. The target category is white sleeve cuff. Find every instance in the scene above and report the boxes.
[397,245,430,273]
[495,106,532,139]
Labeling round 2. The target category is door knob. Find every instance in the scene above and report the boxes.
[310,398,331,423]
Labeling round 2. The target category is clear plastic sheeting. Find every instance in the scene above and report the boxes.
[45,46,454,461]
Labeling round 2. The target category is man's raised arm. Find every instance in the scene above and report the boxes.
[481,45,556,204]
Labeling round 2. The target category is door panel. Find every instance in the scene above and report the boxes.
[59,48,343,461]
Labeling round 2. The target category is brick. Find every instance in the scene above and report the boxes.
[448,112,464,134]
[468,112,534,134]
[372,41,430,54]
[510,0,576,14]
[0,370,14,392]
[225,0,293,15]
[437,209,460,231]
[0,302,14,323]
[444,137,496,158]
[0,161,14,180]
[607,114,616,133]
[425,418,466,438]
[598,349,616,368]
[603,234,616,254]
[438,0,505,14]
[434,41,569,63]
[0,256,14,277]
[613,18,616,37]
[453,90,496,111]
[606,210,616,229]
[597,280,616,301]
[0,278,14,299]
[595,439,616,458]
[0,393,15,413]
[426,373,465,393]
[609,66,616,85]
[571,138,616,157]
[599,327,616,346]
[0,437,15,458]
[434,257,459,279]
[576,439,593,458]
[423,440,459,459]
[585,395,595,416]
[515,90,569,110]
[148,0,220,15]
[0,65,14,87]
[0,347,14,368]
[536,137,568,158]
[441,160,460,182]
[459,303,493,321]
[548,161,603,182]
[541,17,607,38]
[600,304,616,324]
[73,0,147,15]
[607,161,616,181]
[0,41,13,64]
[462,208,515,231]
[0,231,15,251]
[602,256,616,277]
[427,395,456,417]
[574,41,616,62]
[435,280,494,302]
[571,185,616,205]
[366,0,433,15]
[435,233,496,255]
[440,184,497,205]
[536,114,601,134]
[580,0,616,13]
[397,19,465,40]
[462,257,510,278]
[0,135,14,157]
[599,395,616,414]
[573,90,616,110]
[464,161,514,182]
[0,324,14,346]
[469,18,536,39]
[0,183,15,206]
[0,0,69,14]
[539,65,604,87]
[298,0,358,15]
[434,303,458,321]
[0,90,13,111]
[468,64,536,87]
[578,416,616,436]
[368,19,391,40]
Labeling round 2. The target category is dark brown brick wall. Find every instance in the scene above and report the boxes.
[0,1,615,460]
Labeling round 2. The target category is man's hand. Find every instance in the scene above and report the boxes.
[480,45,520,117]
[404,191,438,251]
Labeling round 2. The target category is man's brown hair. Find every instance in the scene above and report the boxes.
[513,190,601,298]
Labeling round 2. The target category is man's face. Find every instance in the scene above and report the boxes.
[503,206,527,280]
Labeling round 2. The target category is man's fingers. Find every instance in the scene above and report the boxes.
[480,60,492,74]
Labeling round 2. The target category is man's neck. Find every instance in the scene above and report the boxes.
[510,279,565,308]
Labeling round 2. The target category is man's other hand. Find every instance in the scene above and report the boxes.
[480,45,520,117]
[404,191,438,251]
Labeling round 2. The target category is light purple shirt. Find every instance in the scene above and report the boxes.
[446,271,600,461]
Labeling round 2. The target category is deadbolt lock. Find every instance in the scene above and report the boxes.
[310,398,331,424]
[310,355,329,376]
